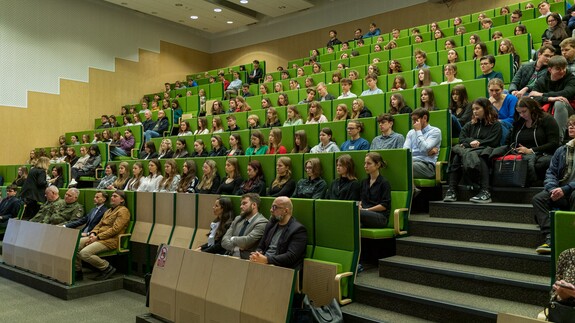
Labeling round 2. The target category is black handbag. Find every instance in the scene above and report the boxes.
[545,301,575,323]
[302,295,343,323]
[492,153,528,187]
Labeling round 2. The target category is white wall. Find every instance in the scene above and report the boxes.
[0,0,209,108]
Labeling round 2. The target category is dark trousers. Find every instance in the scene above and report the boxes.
[360,209,388,228]
[448,155,490,190]
[532,190,575,236]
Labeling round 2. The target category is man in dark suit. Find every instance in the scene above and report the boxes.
[249,196,307,270]
[221,193,268,259]
[63,190,108,235]
[248,60,263,84]
[0,185,23,228]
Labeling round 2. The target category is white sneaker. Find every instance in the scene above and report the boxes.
[69,179,78,186]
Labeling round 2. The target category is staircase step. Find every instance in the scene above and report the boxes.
[409,214,543,248]
[429,201,533,224]
[342,303,433,323]
[379,256,549,306]
[355,269,543,322]
[443,186,543,204]
[396,236,551,276]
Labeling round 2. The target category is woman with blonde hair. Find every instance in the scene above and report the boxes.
[333,103,350,121]
[269,157,296,197]
[12,166,29,186]
[264,107,281,128]
[159,159,181,193]
[211,116,224,133]
[109,162,130,190]
[196,160,221,194]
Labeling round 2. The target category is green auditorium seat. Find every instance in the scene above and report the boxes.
[475,53,513,83]
[249,154,276,189]
[360,93,385,116]
[458,78,488,101]
[394,37,410,48]
[414,39,437,54]
[428,65,445,84]
[376,76,388,93]
[399,88,418,109]
[471,9,496,21]
[551,210,575,279]
[387,69,415,91]
[350,54,371,68]
[550,0,567,14]
[295,122,320,148]
[319,100,333,120]
[246,95,262,109]
[438,47,466,65]
[388,112,411,137]
[453,60,476,81]
[283,153,304,180]
[329,58,350,71]
[210,156,228,180]
[390,46,413,60]
[490,15,507,27]
[273,106,288,125]
[361,149,412,239]
[249,84,259,97]
[310,153,335,189]
[311,73,327,87]
[414,109,451,188]
[437,20,450,30]
[326,82,342,98]
[416,83,450,109]
[350,79,364,96]
[290,198,315,257]
[321,121,346,149]
[185,95,200,115]
[354,46,372,56]
[354,117,378,144]
[460,21,480,33]
[233,155,250,179]
[233,129,251,152]
[319,53,335,62]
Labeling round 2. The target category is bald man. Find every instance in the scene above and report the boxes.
[249,196,307,270]
[31,187,83,225]
[29,186,65,223]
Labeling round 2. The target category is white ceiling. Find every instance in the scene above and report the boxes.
[102,0,317,34]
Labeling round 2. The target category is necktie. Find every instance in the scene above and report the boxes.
[238,220,249,236]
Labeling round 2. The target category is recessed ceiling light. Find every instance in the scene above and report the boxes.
[214,8,222,12]
[240,0,248,3]
[175,3,183,6]
[278,5,286,9]
[227,21,233,24]
[190,15,198,19]
[121,2,127,4]
[151,11,157,14]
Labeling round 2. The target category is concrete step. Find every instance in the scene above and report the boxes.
[378,256,549,306]
[355,269,543,323]
[429,201,534,224]
[342,302,434,323]
[396,236,551,277]
[408,214,544,248]
[442,186,543,204]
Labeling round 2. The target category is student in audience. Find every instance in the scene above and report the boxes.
[430,22,439,33]
[138,159,163,192]
[543,12,568,54]
[139,141,158,160]
[191,139,208,158]
[216,158,243,195]
[248,60,263,84]
[226,134,244,156]
[326,154,360,201]
[481,18,493,30]
[96,164,117,190]
[240,83,253,97]
[404,108,442,179]
[532,114,575,254]
[274,82,284,93]
[446,49,460,65]
[293,158,327,199]
[414,34,424,43]
[97,116,110,129]
[525,2,535,9]
[561,38,575,75]
[62,190,108,234]
[177,160,199,193]
[172,138,189,159]
[549,248,575,302]
[133,114,142,126]
[316,82,335,101]
[444,98,502,203]
[384,40,397,50]
[326,29,342,47]
[69,145,101,186]
[12,165,28,186]
[226,115,241,132]
[224,71,243,100]
[469,34,481,45]
[267,128,287,154]
[263,74,273,84]
[48,165,64,188]
[489,78,517,143]
[108,162,130,190]
[125,162,144,191]
[101,130,113,144]
[208,135,226,157]
[434,29,446,40]
[371,113,406,150]
[194,117,209,135]
[491,31,503,41]
[236,96,252,112]
[499,39,521,74]
[473,42,489,60]
[331,71,342,84]
[197,197,234,254]
[367,65,380,77]
[247,114,261,130]
[440,64,462,85]
[414,50,429,70]
[123,115,133,127]
[449,84,473,127]
[361,74,383,95]
[157,138,174,159]
[306,101,328,124]
[210,117,223,134]
[304,77,315,89]
[391,75,408,92]
[48,148,59,164]
[221,193,268,259]
[292,130,310,153]
[338,78,357,99]
[388,93,412,115]
[143,109,169,143]
[65,147,79,165]
[530,55,575,142]
[264,108,281,128]
[363,23,381,38]
[171,100,183,127]
[110,129,135,159]
[298,88,316,105]
[81,134,90,144]
[444,39,457,50]
[237,160,267,196]
[511,9,522,23]
[414,68,438,88]
[196,160,221,195]
[75,190,130,281]
[360,152,391,228]
[277,93,289,107]
[267,157,296,197]
[246,130,269,155]
[334,103,350,121]
[261,97,272,109]
[456,26,467,35]
[312,62,322,75]
[419,88,438,111]
[348,70,360,81]
[477,55,504,82]
[341,120,370,151]
[70,135,79,146]
[350,98,373,119]
[284,105,303,126]
[158,159,180,193]
[311,127,340,153]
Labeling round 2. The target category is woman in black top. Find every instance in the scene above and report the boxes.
[292,158,327,199]
[48,165,65,188]
[216,158,244,195]
[198,197,233,254]
[209,135,227,157]
[237,160,267,196]
[360,152,391,228]
[449,84,473,127]
[196,160,221,194]
[269,157,296,197]
[226,133,244,156]
[191,139,209,157]
[20,156,49,219]
[177,160,199,193]
[327,154,360,201]
[140,141,158,160]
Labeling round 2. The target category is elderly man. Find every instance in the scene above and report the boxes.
[29,186,65,224]
[249,197,307,270]
[63,190,108,235]
[143,109,169,143]
[75,190,130,281]
[31,187,83,225]
[221,193,268,259]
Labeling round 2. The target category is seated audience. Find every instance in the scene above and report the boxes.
[390,75,407,92]
[31,187,83,225]
[125,162,144,191]
[542,12,568,54]
[473,42,488,60]
[389,93,413,115]
[221,192,269,259]
[511,44,554,99]
[209,135,227,157]
[489,78,517,143]
[284,105,303,126]
[226,134,244,156]
[449,84,473,127]
[109,162,130,190]
[248,60,263,84]
[350,98,372,119]
[414,68,438,88]
[237,160,267,196]
[311,127,340,153]
[70,145,101,186]
[96,164,118,190]
[298,88,316,105]
[138,159,163,192]
[444,98,502,204]
[249,196,307,270]
[292,130,310,153]
[0,185,23,228]
[277,93,289,107]
[12,165,28,186]
[194,117,210,135]
[196,160,221,194]
[333,103,350,121]
[177,160,199,193]
[264,107,282,128]
[143,109,169,143]
[75,190,130,281]
[498,39,521,74]
[212,116,224,133]
[360,152,391,228]
[361,74,383,96]
[110,128,135,159]
[267,128,287,154]
[269,157,296,197]
[371,113,405,150]
[414,50,429,69]
[197,197,234,254]
[158,159,180,193]
[327,154,360,201]
[173,138,189,158]
[292,158,327,199]
[341,120,370,151]
[247,114,261,130]
[63,190,108,234]
[224,71,243,100]
[191,139,208,157]
[338,78,357,99]
[441,64,463,84]
[306,101,328,124]
[48,165,65,188]
[477,55,504,82]
[157,139,174,159]
[316,82,335,101]
[217,158,244,195]
[139,142,158,160]
[246,130,269,155]
[226,115,241,132]
[178,121,193,136]
[404,108,442,179]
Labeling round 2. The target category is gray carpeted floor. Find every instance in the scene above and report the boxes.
[0,276,147,322]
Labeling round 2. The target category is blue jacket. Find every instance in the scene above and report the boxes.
[544,141,575,194]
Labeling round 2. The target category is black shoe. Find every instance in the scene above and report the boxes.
[94,265,116,281]
[443,189,457,202]
[469,189,491,203]
[75,271,84,281]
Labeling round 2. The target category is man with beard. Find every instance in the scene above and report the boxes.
[221,193,268,259]
[249,197,307,270]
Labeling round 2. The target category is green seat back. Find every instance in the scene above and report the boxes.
[309,153,335,189]
[438,47,466,65]
[321,121,346,149]
[458,78,488,101]
[249,154,276,189]
[291,198,315,257]
[390,45,413,60]
[351,54,371,67]
[551,211,575,280]
[453,60,476,81]
[360,93,385,116]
